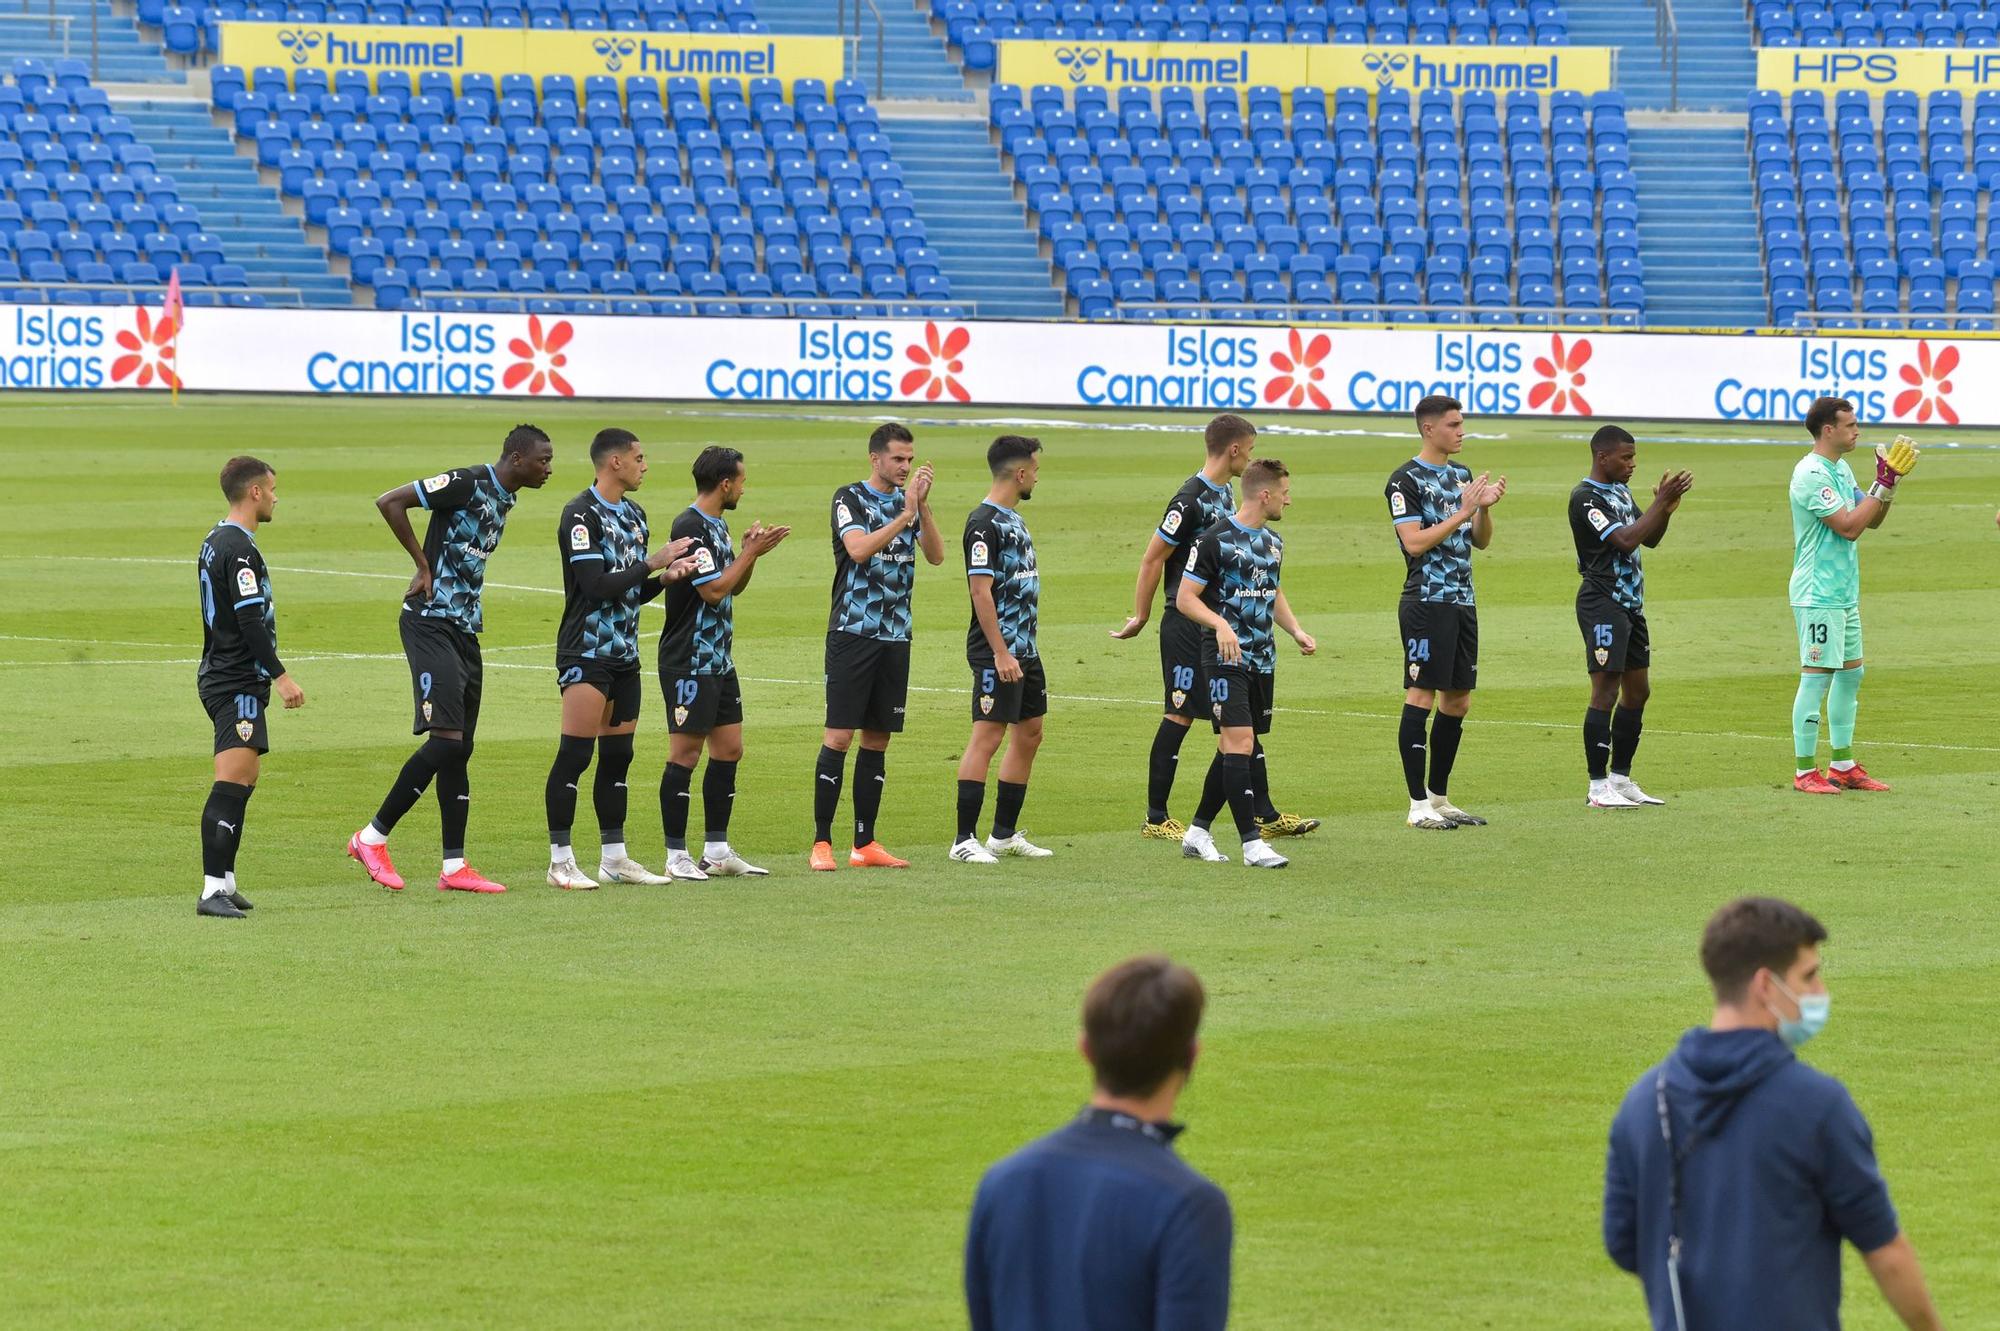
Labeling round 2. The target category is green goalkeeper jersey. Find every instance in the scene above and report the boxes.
[1789,452,1862,608]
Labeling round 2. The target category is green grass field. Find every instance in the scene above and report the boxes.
[3,393,1997,1329]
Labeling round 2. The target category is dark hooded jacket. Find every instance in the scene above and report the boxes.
[1604,1027,1900,1331]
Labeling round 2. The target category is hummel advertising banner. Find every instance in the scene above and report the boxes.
[218,23,845,92]
[995,40,1617,98]
[0,305,1974,427]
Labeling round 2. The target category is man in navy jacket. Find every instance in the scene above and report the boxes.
[966,955,1232,1331]
[1604,896,1944,1331]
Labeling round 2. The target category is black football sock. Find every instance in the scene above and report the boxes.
[1428,712,1464,798]
[593,732,634,845]
[660,761,695,851]
[702,758,738,845]
[1611,704,1645,777]
[955,778,985,843]
[1222,752,1259,841]
[370,735,453,836]
[991,780,1027,841]
[1146,717,1189,823]
[200,780,252,879]
[225,783,253,872]
[434,739,471,859]
[813,744,845,844]
[545,733,594,849]
[1193,751,1227,830]
[1398,704,1430,801]
[1584,707,1613,781]
[852,746,886,848]
[1250,740,1277,822]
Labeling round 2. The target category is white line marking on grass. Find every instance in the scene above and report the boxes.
[0,632,187,648]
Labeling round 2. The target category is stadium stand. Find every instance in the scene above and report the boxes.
[0,58,300,307]
[1753,0,2000,47]
[995,80,1640,323]
[1750,87,1997,330]
[213,64,972,316]
[939,0,1571,74]
[148,0,764,58]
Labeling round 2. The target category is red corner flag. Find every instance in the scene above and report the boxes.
[164,265,183,403]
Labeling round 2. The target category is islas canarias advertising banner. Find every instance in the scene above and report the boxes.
[0,305,1975,427]
[219,22,844,91]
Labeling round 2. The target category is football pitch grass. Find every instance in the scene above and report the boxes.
[3,393,1997,1329]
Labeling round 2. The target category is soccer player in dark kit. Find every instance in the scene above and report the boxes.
[347,423,554,894]
[810,422,944,872]
[544,428,700,889]
[194,456,306,918]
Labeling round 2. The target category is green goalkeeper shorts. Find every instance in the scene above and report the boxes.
[1793,604,1863,669]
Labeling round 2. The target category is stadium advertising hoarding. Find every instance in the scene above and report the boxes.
[218,22,843,91]
[995,39,1616,96]
[0,304,1973,426]
[1756,47,2000,92]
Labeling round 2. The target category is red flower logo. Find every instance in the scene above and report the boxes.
[1263,328,1332,409]
[1528,335,1592,415]
[1893,341,1957,425]
[503,315,575,396]
[901,322,971,402]
[110,306,180,389]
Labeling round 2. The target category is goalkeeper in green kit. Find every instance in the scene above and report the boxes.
[1789,396,1919,794]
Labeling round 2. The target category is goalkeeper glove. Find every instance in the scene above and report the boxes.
[1874,435,1919,489]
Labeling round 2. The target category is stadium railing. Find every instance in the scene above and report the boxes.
[835,0,886,100]
[1112,298,1636,326]
[0,14,101,82]
[0,279,303,305]
[1650,0,1678,112]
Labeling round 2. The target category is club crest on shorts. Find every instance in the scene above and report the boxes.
[421,700,433,722]
[1594,646,1609,666]
[1212,701,1224,720]
[1171,689,1186,709]
[979,694,994,716]
[1408,661,1421,681]
[674,705,689,725]
[1808,644,1822,663]
[234,719,254,741]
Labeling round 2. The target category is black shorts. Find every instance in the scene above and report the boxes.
[663,668,742,734]
[558,656,643,726]
[1399,600,1478,692]
[401,612,483,736]
[1205,661,1274,734]
[1577,595,1651,674]
[825,632,911,733]
[971,655,1048,724]
[201,683,270,754]
[1159,610,1205,718]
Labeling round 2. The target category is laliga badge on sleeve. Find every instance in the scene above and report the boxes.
[1163,508,1183,534]
[236,566,259,597]
[422,472,453,493]
[570,523,590,551]
[1391,490,1408,516]
[1587,507,1609,532]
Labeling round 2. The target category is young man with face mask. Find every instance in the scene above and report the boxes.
[1602,897,1943,1331]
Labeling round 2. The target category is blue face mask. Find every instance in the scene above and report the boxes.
[1770,975,1830,1048]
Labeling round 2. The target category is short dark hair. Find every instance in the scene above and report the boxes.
[1701,897,1829,1003]
[1242,458,1288,495]
[987,434,1042,475]
[1204,413,1255,456]
[1591,425,1635,455]
[1414,395,1462,428]
[868,422,914,454]
[1805,397,1854,440]
[1083,956,1205,1098]
[502,423,551,457]
[219,455,273,502]
[590,427,638,466]
[692,445,745,493]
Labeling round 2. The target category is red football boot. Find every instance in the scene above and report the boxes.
[808,841,838,872]
[347,832,405,890]
[1829,764,1891,792]
[438,864,507,894]
[1793,770,1841,795]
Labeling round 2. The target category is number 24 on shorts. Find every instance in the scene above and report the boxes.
[1406,637,1432,662]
